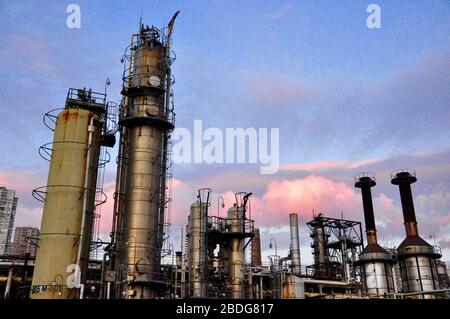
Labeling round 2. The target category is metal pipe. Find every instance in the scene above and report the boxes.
[110,122,128,269]
[75,116,95,296]
[355,174,377,244]
[391,170,418,237]
[106,282,111,299]
[157,13,179,261]
[127,34,138,81]
[79,284,84,299]
[289,214,301,274]
[4,267,13,299]
[99,253,107,299]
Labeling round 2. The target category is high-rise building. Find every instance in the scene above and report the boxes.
[0,186,18,255]
[10,227,39,257]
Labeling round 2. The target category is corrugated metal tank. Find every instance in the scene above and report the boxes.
[361,260,394,296]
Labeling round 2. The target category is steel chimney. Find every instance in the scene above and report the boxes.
[391,169,441,298]
[354,173,395,297]
[289,213,301,275]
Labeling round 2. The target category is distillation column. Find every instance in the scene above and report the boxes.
[31,89,109,299]
[187,189,210,298]
[391,170,440,298]
[310,217,328,278]
[354,173,395,297]
[114,15,178,299]
[227,205,246,299]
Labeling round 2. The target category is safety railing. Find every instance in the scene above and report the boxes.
[65,88,106,107]
[390,168,416,180]
[354,172,376,184]
[119,101,175,127]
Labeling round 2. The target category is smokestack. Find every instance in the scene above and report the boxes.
[390,169,418,237]
[251,228,262,267]
[391,169,441,297]
[289,214,301,274]
[354,173,377,244]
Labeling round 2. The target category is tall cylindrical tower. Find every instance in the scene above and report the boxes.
[187,189,210,298]
[227,205,246,299]
[354,173,395,297]
[289,213,301,275]
[31,88,110,299]
[113,15,178,299]
[311,218,328,266]
[391,170,440,298]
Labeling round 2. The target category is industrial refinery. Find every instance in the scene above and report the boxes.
[0,12,449,301]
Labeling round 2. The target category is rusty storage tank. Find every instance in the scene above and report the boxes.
[31,88,110,299]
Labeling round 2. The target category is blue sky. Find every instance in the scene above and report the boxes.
[0,1,449,264]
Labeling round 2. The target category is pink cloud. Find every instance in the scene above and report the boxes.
[280,159,380,172]
[0,170,45,229]
[0,170,45,195]
[97,181,116,234]
[223,175,362,227]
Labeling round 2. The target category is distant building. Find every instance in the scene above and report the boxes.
[0,186,18,255]
[10,227,39,257]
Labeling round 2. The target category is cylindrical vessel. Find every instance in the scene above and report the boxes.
[187,202,208,298]
[391,171,418,237]
[355,173,395,296]
[228,206,245,299]
[31,109,102,299]
[358,253,395,296]
[313,223,327,265]
[251,228,262,267]
[289,214,301,274]
[392,170,441,298]
[283,275,305,299]
[397,250,439,298]
[355,174,378,244]
[4,267,13,298]
[117,28,173,299]
[119,123,162,290]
